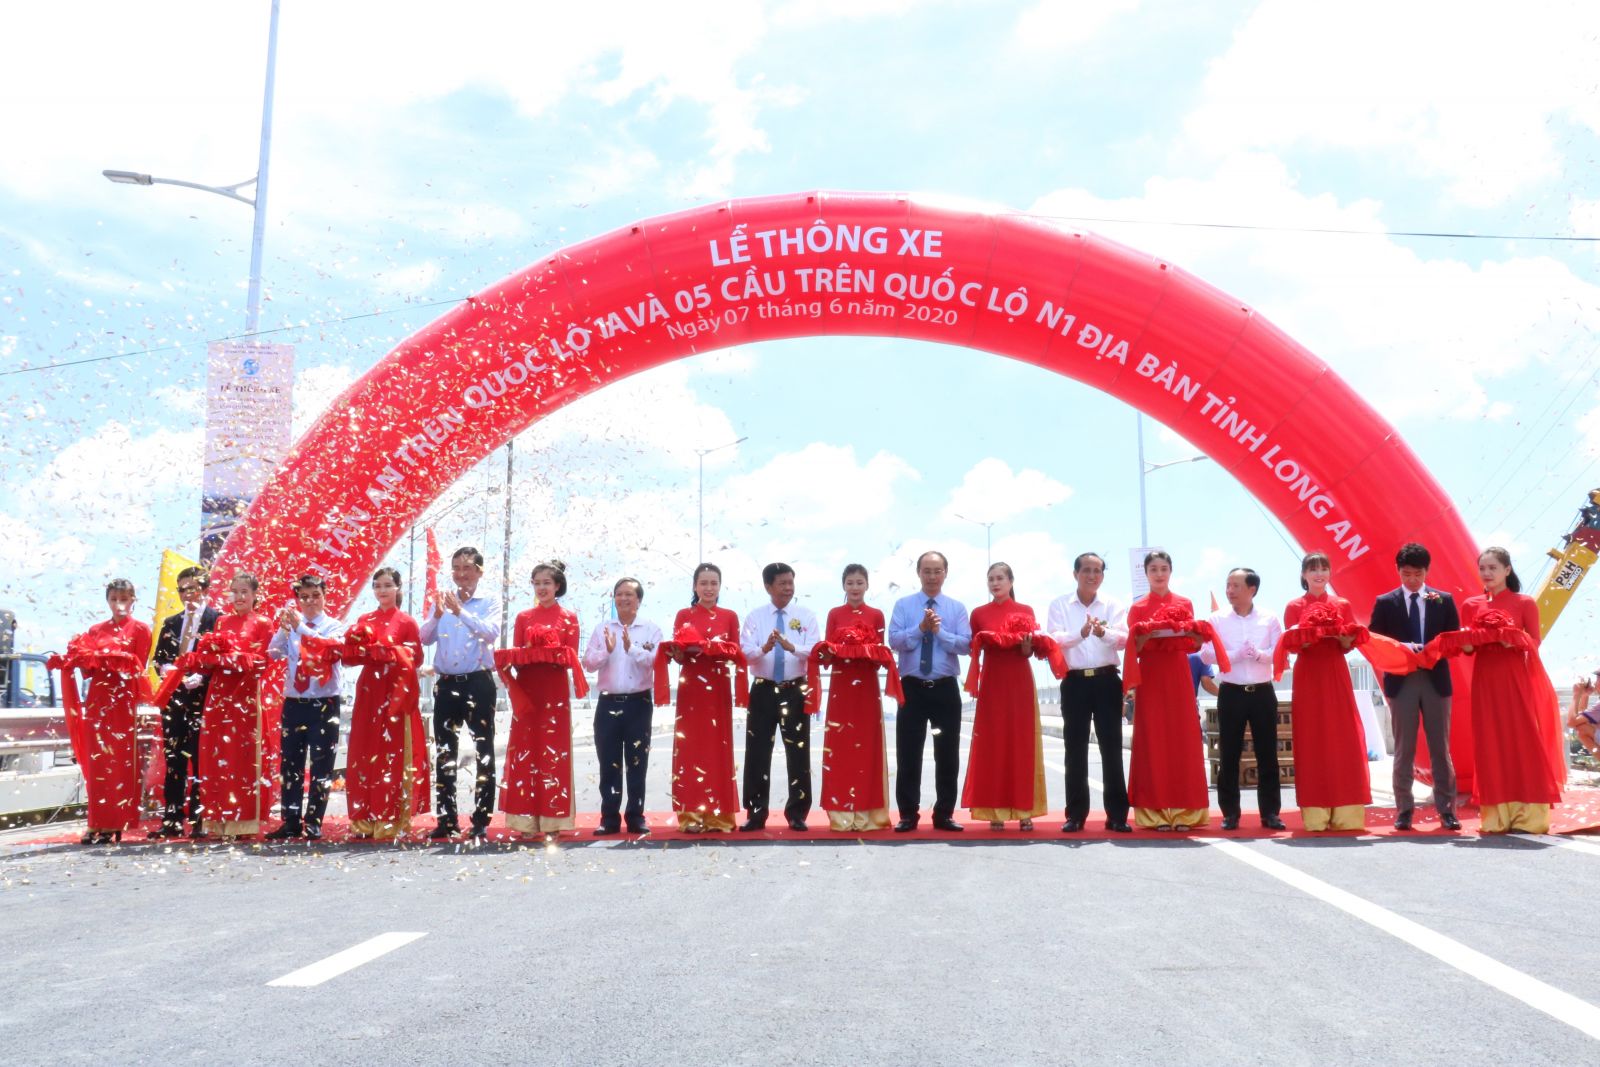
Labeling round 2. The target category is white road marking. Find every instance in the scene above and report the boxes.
[267,932,427,988]
[1200,837,1600,1042]
[1528,833,1600,858]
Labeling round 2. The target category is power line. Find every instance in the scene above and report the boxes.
[0,296,468,378]
[1015,211,1600,243]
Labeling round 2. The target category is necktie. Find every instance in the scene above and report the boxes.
[773,609,786,682]
[920,597,936,674]
[179,608,198,655]
[1408,592,1423,645]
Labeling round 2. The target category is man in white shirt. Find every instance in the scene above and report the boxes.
[419,546,502,841]
[739,563,819,832]
[580,577,662,836]
[1046,553,1131,833]
[1201,567,1286,831]
[266,574,347,840]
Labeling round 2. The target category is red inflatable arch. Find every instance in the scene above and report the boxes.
[211,190,1479,784]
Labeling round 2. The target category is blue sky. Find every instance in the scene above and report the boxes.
[3,1,1600,677]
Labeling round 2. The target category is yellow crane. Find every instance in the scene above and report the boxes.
[1536,489,1600,636]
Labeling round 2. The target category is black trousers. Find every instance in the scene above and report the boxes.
[744,679,812,823]
[161,681,207,827]
[1061,668,1128,825]
[594,691,653,827]
[895,676,962,822]
[281,696,341,829]
[1216,682,1281,820]
[433,670,498,828]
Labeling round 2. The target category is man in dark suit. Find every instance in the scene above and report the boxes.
[151,566,218,837]
[1368,542,1461,831]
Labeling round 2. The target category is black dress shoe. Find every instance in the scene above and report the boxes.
[893,818,918,833]
[1394,813,1413,831]
[265,824,301,841]
[428,821,459,840]
[304,823,322,841]
[189,823,204,838]
[1060,818,1083,833]
[1106,821,1132,833]
[148,825,178,840]
[738,819,766,833]
[1221,816,1240,831]
[1261,815,1287,831]
[625,822,651,835]
[1440,813,1462,831]
[787,817,809,832]
[593,824,619,837]
[931,817,964,832]
[467,825,489,842]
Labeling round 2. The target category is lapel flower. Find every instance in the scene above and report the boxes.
[1422,590,1443,603]
[787,617,803,632]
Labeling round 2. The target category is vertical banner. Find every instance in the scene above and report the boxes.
[145,549,200,690]
[1128,546,1162,601]
[202,341,294,563]
[421,527,441,619]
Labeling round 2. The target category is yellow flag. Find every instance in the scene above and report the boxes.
[147,549,200,687]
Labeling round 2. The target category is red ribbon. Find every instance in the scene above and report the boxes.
[963,616,1067,696]
[806,626,904,713]
[48,636,153,770]
[150,630,262,709]
[1271,604,1368,680]
[493,626,590,699]
[1122,606,1229,690]
[652,622,749,707]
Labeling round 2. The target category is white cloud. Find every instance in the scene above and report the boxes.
[714,443,920,532]
[0,2,784,224]
[1029,153,1600,422]
[1012,0,1140,50]
[940,457,1072,525]
[37,422,202,540]
[1183,1,1600,206]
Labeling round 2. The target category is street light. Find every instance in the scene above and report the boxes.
[101,0,280,336]
[1136,412,1208,545]
[953,513,998,565]
[103,0,282,565]
[695,436,747,564]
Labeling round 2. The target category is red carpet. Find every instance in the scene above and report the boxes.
[21,786,1600,845]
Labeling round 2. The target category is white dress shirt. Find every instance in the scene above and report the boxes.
[581,616,663,694]
[268,613,348,698]
[1046,593,1128,670]
[741,600,819,682]
[1201,605,1282,686]
[418,593,501,674]
[1395,585,1429,648]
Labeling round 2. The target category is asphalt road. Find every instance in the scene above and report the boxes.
[3,719,1598,1066]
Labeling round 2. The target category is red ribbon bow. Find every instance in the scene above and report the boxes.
[1123,606,1229,690]
[805,628,904,713]
[653,624,749,707]
[493,625,589,699]
[964,614,1067,695]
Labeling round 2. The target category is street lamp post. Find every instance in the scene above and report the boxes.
[695,436,747,564]
[1136,413,1209,545]
[953,513,997,565]
[102,0,279,335]
[102,0,282,563]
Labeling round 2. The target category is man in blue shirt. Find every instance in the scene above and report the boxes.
[266,574,346,840]
[888,551,972,832]
[420,546,502,841]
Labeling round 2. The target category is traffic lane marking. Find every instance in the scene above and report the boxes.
[267,932,427,988]
[1200,836,1600,1042]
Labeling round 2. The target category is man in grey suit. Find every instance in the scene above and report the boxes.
[1367,542,1461,831]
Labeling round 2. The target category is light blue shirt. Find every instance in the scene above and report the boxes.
[418,593,501,675]
[888,591,971,681]
[267,613,346,700]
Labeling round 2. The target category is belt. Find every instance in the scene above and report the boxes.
[1219,681,1267,692]
[599,689,652,699]
[1067,666,1118,678]
[438,668,494,679]
[753,678,804,689]
[903,676,955,688]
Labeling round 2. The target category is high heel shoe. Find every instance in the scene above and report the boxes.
[79,831,95,845]
[988,821,1003,831]
[1019,819,1034,832]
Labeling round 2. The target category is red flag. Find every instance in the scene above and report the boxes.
[421,527,442,618]
[1209,591,1219,613]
